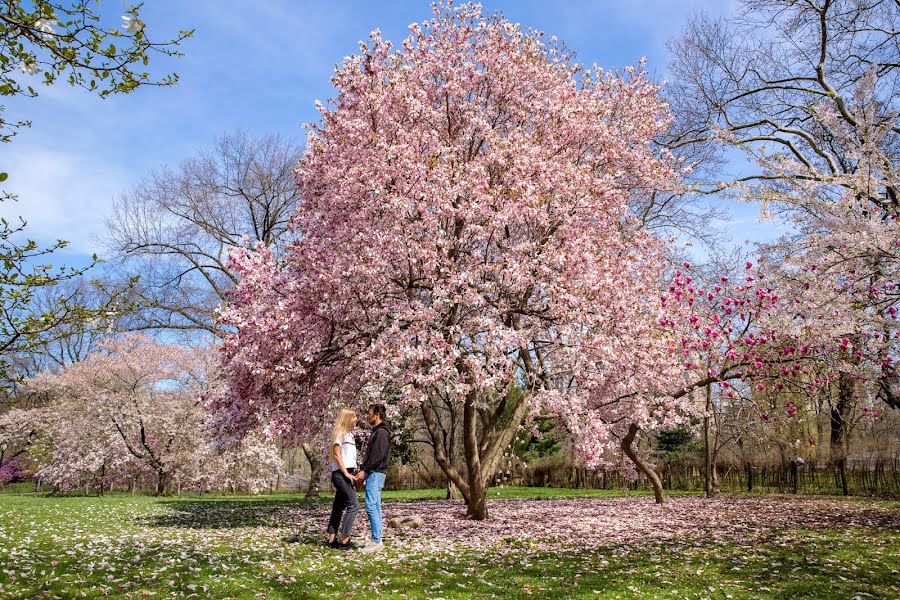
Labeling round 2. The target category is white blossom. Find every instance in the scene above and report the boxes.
[33,18,55,40]
[121,15,143,34]
[18,60,39,76]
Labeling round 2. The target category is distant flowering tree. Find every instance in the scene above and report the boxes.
[24,335,206,494]
[216,2,686,519]
[560,256,841,502]
[22,335,280,495]
[643,221,896,499]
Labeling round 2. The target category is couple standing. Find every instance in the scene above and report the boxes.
[326,403,390,553]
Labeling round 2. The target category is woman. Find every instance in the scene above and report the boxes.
[326,408,360,550]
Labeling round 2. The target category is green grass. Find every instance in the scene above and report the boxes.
[0,490,896,599]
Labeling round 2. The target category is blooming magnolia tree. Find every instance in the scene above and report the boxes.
[0,406,45,481]
[216,2,690,519]
[24,335,205,493]
[22,335,281,495]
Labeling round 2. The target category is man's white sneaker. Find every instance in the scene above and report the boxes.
[359,541,384,554]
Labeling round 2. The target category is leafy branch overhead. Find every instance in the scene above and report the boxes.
[0,1,191,390]
[0,1,194,143]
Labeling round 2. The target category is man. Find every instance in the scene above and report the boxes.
[354,403,390,554]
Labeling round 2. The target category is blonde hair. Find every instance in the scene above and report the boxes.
[330,408,356,445]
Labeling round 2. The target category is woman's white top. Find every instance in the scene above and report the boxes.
[329,432,357,472]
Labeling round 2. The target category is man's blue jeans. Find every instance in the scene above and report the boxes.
[364,472,386,543]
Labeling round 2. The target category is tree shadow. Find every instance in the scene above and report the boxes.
[141,496,327,530]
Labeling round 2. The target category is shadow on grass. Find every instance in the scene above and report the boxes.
[144,496,328,529]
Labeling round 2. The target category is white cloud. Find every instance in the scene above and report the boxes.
[1,145,128,256]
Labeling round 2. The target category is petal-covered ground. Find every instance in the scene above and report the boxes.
[279,495,900,554]
[0,490,897,599]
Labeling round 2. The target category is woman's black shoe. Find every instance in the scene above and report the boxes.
[338,540,357,551]
[328,539,340,549]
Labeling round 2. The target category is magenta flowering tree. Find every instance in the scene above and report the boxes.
[669,0,899,494]
[761,199,900,492]
[561,257,842,502]
[648,234,896,498]
[216,2,686,519]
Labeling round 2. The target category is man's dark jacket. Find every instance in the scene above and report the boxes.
[361,421,391,474]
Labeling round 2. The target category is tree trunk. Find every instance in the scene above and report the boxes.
[745,461,753,492]
[155,470,170,496]
[621,423,665,504]
[421,401,472,503]
[301,443,321,498]
[422,383,531,520]
[446,480,458,500]
[463,395,488,520]
[710,448,720,495]
[703,382,715,498]
[831,373,854,496]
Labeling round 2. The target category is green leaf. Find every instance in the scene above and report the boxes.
[0,172,7,182]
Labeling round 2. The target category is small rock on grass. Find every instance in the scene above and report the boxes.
[387,515,424,528]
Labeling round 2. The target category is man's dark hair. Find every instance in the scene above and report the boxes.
[368,403,386,421]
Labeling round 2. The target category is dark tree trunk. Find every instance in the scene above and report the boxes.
[301,443,321,498]
[703,383,716,498]
[831,373,854,496]
[155,470,171,496]
[422,381,531,521]
[710,445,721,495]
[463,395,488,520]
[422,401,472,503]
[446,481,458,500]
[745,461,753,492]
[622,423,665,504]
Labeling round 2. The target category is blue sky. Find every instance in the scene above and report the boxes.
[2,0,788,267]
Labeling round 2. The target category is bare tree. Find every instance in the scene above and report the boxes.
[668,0,898,209]
[105,130,303,336]
[635,90,731,250]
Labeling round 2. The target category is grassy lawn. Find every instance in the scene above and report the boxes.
[0,488,897,599]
